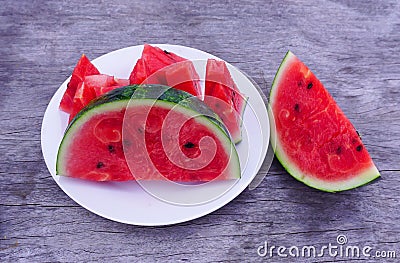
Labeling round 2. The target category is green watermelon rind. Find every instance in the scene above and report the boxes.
[56,85,240,180]
[268,51,380,192]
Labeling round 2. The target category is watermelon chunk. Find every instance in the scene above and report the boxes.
[84,75,129,98]
[57,85,240,182]
[114,78,129,87]
[60,54,100,113]
[142,44,186,66]
[164,61,201,97]
[67,74,129,122]
[129,58,149,85]
[129,44,201,97]
[69,81,96,123]
[93,85,121,97]
[269,51,380,192]
[84,74,116,88]
[204,59,247,144]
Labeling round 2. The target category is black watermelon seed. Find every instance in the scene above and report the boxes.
[336,146,342,154]
[96,162,104,168]
[184,142,195,148]
[294,103,300,112]
[108,145,115,153]
[297,80,304,87]
[356,145,363,152]
[163,50,170,55]
[307,82,313,89]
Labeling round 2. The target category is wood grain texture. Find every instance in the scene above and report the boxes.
[1,0,399,262]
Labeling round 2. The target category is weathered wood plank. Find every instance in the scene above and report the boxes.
[1,0,399,262]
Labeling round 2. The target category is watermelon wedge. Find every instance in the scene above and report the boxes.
[269,51,380,192]
[129,44,201,97]
[60,54,100,113]
[204,59,247,144]
[57,85,240,182]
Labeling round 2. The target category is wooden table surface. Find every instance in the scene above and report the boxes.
[1,0,399,262]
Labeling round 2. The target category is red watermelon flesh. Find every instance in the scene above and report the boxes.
[114,78,129,86]
[163,49,187,63]
[164,61,201,97]
[68,75,129,122]
[123,105,235,181]
[57,85,240,182]
[60,54,100,113]
[129,44,177,85]
[93,85,122,97]
[69,82,96,123]
[129,58,149,85]
[270,51,380,192]
[84,74,128,97]
[142,44,186,66]
[60,107,232,181]
[84,74,116,88]
[204,59,247,143]
[129,44,201,97]
[62,109,133,181]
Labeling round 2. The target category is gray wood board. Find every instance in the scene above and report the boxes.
[1,0,399,262]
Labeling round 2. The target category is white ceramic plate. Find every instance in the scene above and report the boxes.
[41,44,270,226]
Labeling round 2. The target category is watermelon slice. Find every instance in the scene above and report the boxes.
[269,51,380,192]
[60,54,100,113]
[57,85,240,182]
[129,44,201,97]
[204,59,247,144]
